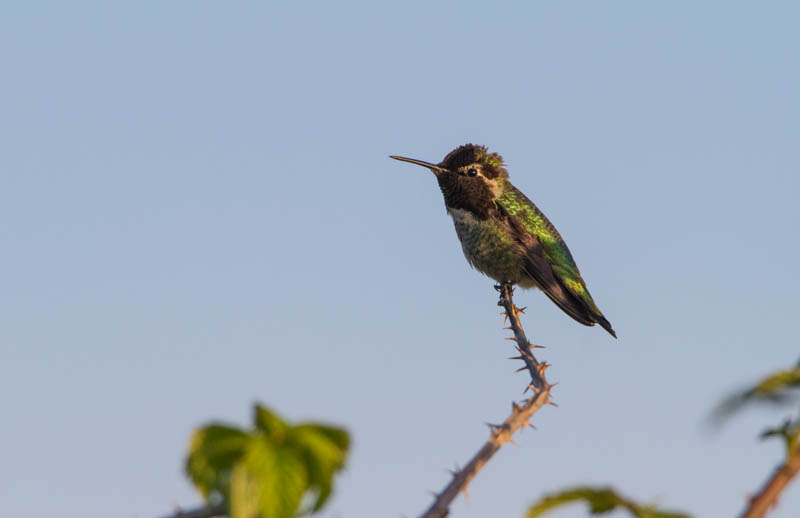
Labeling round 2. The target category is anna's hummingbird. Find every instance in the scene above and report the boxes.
[391,144,616,338]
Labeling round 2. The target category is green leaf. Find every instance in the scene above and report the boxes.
[230,439,308,518]
[253,404,288,442]
[185,403,350,518]
[526,486,691,518]
[185,424,250,502]
[288,424,350,511]
[300,422,351,452]
[712,367,800,423]
[230,461,261,518]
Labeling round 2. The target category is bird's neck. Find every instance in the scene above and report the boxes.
[438,171,499,220]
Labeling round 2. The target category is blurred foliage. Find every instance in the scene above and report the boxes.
[712,363,800,421]
[711,360,800,462]
[185,403,350,518]
[526,487,691,518]
[760,418,800,458]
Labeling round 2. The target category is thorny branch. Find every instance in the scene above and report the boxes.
[162,284,552,518]
[418,283,556,518]
[740,448,800,518]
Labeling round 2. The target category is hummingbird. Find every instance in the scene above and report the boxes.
[391,144,616,338]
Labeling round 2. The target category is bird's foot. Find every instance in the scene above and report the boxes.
[494,281,515,306]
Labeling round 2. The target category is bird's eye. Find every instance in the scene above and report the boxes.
[467,168,478,177]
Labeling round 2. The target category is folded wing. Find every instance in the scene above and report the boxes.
[496,186,616,337]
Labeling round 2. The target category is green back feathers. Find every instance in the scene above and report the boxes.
[496,185,604,316]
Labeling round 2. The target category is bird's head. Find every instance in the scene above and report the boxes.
[391,144,509,216]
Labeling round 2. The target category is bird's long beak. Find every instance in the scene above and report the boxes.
[390,155,447,176]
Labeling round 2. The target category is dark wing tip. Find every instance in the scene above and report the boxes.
[596,317,617,338]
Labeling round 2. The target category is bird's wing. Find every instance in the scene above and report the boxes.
[495,185,616,337]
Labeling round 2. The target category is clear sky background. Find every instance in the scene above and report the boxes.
[2,2,799,518]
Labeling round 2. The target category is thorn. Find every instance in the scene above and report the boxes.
[505,337,518,341]
[547,399,559,407]
[549,382,559,389]
[503,326,513,331]
[511,401,521,412]
[509,437,519,446]
[529,343,546,349]
[525,421,537,430]
[508,355,524,360]
[428,490,439,498]
[516,306,527,314]
[515,366,528,373]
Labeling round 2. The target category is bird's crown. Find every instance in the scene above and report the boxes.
[440,144,508,179]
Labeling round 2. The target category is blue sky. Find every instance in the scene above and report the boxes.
[2,2,799,517]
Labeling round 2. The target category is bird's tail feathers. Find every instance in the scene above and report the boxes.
[594,314,617,338]
[520,260,616,338]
